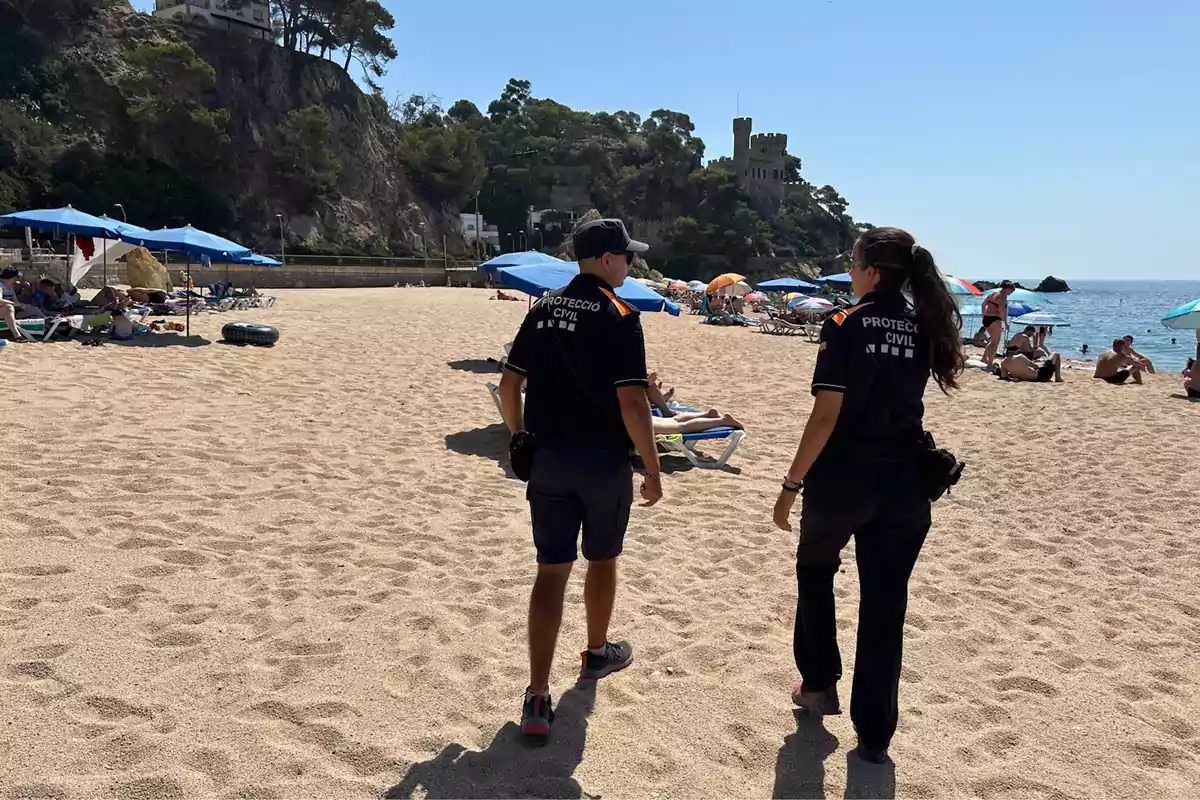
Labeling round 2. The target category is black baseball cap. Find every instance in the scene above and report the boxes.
[1,267,20,279]
[573,218,649,260]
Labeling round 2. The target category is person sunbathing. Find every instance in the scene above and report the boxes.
[999,351,1062,382]
[1008,325,1049,360]
[29,279,81,314]
[491,290,520,301]
[1121,335,1155,374]
[127,287,172,305]
[0,267,44,339]
[1094,339,1144,385]
[646,372,744,432]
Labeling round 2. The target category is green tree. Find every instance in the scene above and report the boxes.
[335,0,396,81]
[271,105,341,204]
[487,78,531,123]
[121,42,230,168]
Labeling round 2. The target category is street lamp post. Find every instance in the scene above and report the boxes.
[518,231,526,250]
[532,228,543,251]
[505,233,514,253]
[275,214,286,267]
[113,203,126,223]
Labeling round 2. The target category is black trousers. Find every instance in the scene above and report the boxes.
[793,482,931,751]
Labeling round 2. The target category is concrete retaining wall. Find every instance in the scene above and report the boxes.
[72,261,481,290]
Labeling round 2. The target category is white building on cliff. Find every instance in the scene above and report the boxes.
[153,1,271,41]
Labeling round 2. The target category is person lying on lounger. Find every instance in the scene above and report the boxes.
[1094,339,1144,385]
[999,350,1063,383]
[646,372,745,433]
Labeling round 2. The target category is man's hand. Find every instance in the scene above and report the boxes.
[640,474,663,507]
[773,490,797,531]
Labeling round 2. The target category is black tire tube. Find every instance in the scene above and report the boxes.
[222,322,279,346]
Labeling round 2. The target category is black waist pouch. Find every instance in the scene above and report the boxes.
[918,431,965,502]
[509,430,538,482]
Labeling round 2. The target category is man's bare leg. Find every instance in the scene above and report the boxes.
[529,563,573,692]
[1132,365,1144,385]
[653,413,744,434]
[1,301,28,340]
[584,558,618,650]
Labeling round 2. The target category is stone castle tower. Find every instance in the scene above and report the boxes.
[732,117,787,210]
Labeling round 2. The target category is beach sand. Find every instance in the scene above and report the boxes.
[2,287,1198,799]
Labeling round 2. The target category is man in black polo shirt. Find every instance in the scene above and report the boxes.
[497,218,663,739]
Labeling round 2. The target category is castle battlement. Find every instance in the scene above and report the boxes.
[731,117,788,211]
[749,133,787,157]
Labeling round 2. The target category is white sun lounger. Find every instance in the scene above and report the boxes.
[0,314,87,341]
[484,383,745,470]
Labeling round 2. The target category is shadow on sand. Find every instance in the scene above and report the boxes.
[91,334,212,348]
[444,424,517,480]
[447,358,503,374]
[843,749,896,799]
[772,712,839,799]
[382,682,596,799]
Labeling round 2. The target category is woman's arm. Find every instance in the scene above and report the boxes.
[773,390,844,531]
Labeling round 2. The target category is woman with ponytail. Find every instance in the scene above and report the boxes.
[773,227,963,764]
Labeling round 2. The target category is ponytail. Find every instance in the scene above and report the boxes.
[907,245,963,393]
[857,227,964,394]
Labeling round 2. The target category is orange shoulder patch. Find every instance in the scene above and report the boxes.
[598,287,633,317]
[828,301,871,326]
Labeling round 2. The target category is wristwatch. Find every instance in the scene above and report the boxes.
[781,476,803,493]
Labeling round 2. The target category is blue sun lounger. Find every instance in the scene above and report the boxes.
[485,383,745,470]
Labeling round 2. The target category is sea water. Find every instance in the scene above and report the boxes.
[963,279,1200,371]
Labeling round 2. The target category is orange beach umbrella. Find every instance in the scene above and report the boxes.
[706,272,745,295]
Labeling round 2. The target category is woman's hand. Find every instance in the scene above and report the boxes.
[773,490,797,531]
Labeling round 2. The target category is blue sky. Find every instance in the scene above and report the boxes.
[130,0,1199,279]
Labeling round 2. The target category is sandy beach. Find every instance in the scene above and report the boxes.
[2,286,1199,799]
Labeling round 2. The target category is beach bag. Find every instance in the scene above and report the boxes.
[509,430,537,482]
[918,431,964,502]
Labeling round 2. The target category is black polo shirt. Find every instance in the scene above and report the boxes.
[809,290,930,476]
[504,274,648,452]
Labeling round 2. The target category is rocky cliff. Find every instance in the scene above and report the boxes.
[190,30,460,252]
[0,2,462,255]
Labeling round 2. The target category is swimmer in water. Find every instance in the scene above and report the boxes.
[1081,344,1089,355]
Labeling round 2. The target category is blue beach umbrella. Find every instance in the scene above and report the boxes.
[121,224,251,261]
[119,224,252,337]
[232,253,282,266]
[819,273,853,286]
[757,277,819,292]
[478,250,564,276]
[1006,288,1051,304]
[1161,298,1200,330]
[0,205,123,239]
[1,207,140,287]
[959,299,1034,317]
[95,215,151,238]
[496,262,680,315]
[1016,311,1070,328]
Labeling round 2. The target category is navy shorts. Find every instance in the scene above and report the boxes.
[526,445,633,564]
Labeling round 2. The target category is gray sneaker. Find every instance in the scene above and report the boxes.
[791,682,842,715]
[579,640,633,679]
